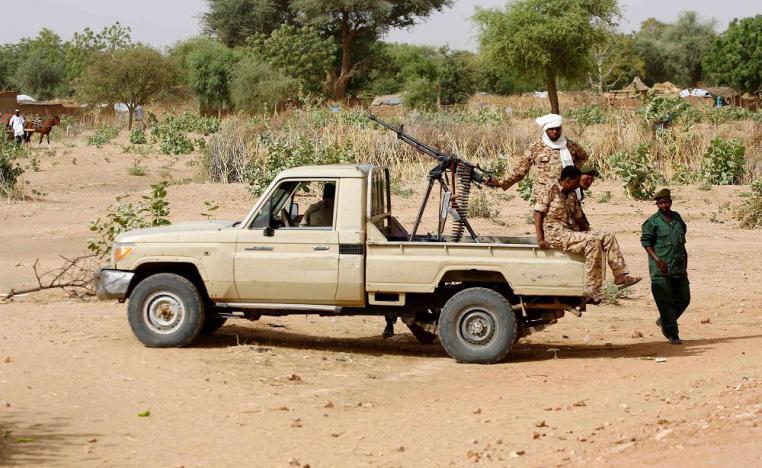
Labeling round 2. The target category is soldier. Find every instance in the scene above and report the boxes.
[535,166,640,304]
[641,189,690,345]
[487,113,589,200]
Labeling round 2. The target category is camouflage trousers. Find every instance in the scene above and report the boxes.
[546,228,629,294]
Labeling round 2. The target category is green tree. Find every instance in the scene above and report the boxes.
[438,48,477,105]
[13,29,67,99]
[230,56,298,113]
[634,12,716,86]
[589,31,644,93]
[474,0,619,113]
[246,24,336,94]
[704,15,762,93]
[78,46,177,129]
[202,0,295,46]
[184,38,240,115]
[294,0,453,99]
[65,23,133,89]
[0,44,22,90]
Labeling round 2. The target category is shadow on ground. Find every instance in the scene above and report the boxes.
[196,323,762,364]
[0,412,100,466]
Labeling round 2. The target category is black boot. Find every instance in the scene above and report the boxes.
[382,323,394,338]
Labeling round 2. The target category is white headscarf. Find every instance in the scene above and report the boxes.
[536,113,581,199]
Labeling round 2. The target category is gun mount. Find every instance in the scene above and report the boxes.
[369,114,489,242]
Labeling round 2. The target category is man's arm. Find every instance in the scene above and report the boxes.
[534,211,548,249]
[641,219,668,274]
[497,148,533,190]
[569,141,589,166]
[573,198,589,231]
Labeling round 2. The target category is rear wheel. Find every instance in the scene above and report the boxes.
[438,287,517,364]
[127,273,205,348]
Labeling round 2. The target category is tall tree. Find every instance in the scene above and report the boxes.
[589,31,644,93]
[65,23,133,89]
[474,0,619,113]
[202,0,295,46]
[183,38,240,115]
[13,29,67,99]
[704,15,762,93]
[294,0,453,99]
[78,46,177,129]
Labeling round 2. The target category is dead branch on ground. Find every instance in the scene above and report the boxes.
[2,255,99,300]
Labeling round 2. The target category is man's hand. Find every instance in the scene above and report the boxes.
[538,239,549,249]
[655,257,669,275]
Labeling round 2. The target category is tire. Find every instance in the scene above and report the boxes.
[127,273,205,348]
[200,314,227,336]
[438,287,517,364]
[406,322,438,345]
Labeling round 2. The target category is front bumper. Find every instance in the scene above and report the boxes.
[94,268,134,301]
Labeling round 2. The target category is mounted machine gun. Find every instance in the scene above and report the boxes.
[369,114,490,242]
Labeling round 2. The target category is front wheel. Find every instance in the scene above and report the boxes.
[127,273,205,348]
[438,287,517,364]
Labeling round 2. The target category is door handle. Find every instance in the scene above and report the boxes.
[245,246,273,251]
[313,246,330,251]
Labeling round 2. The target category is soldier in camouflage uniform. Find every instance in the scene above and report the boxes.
[488,114,589,199]
[534,166,640,303]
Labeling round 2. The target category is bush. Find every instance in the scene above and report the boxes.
[87,125,120,147]
[231,58,297,113]
[0,140,26,198]
[88,181,170,257]
[700,138,746,185]
[467,192,497,218]
[638,96,698,126]
[735,178,762,229]
[609,144,662,200]
[566,105,607,125]
[671,162,701,185]
[517,175,534,202]
[704,106,753,124]
[404,77,437,110]
[129,126,147,145]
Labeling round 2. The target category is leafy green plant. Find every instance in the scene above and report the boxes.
[201,200,220,219]
[638,96,698,126]
[609,144,662,200]
[566,104,607,125]
[517,175,534,202]
[601,279,629,305]
[390,179,414,198]
[734,178,762,229]
[129,126,147,145]
[88,181,170,257]
[704,106,753,124]
[700,138,746,185]
[87,125,120,147]
[595,190,612,203]
[671,163,700,185]
[127,161,147,176]
[467,192,497,218]
[0,140,26,198]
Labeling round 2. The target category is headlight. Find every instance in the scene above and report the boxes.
[112,243,134,263]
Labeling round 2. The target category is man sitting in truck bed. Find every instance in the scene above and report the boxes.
[300,182,335,227]
[534,166,640,304]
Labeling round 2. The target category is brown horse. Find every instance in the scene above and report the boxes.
[24,116,61,146]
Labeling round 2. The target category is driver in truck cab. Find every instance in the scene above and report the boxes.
[300,182,335,227]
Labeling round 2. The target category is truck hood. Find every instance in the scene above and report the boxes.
[115,220,238,243]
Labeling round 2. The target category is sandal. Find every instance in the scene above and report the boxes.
[616,275,642,290]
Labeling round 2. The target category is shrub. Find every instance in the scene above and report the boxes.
[88,181,170,257]
[0,140,26,198]
[700,138,746,185]
[566,105,607,125]
[467,192,497,218]
[517,175,534,202]
[129,126,147,145]
[231,58,297,113]
[609,144,662,200]
[671,163,701,185]
[404,77,437,110]
[638,96,698,126]
[87,125,120,147]
[704,106,753,124]
[735,178,762,229]
[127,161,147,176]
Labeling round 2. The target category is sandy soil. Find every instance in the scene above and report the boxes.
[1,133,762,467]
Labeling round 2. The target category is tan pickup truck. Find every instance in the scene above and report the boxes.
[95,164,586,363]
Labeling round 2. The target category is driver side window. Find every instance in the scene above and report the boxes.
[250,180,336,230]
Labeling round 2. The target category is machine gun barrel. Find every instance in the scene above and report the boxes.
[368,114,449,163]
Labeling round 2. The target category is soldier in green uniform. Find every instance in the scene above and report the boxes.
[641,189,690,345]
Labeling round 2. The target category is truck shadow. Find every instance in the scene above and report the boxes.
[198,325,762,363]
[0,412,101,467]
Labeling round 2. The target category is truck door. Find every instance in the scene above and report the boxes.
[234,179,340,303]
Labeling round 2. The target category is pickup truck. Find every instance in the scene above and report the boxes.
[95,164,586,363]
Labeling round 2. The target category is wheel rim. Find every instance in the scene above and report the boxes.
[458,307,497,346]
[143,291,186,335]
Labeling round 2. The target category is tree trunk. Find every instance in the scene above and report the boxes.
[334,11,354,99]
[545,70,560,114]
[127,105,134,130]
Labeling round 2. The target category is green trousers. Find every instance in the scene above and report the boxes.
[651,277,690,339]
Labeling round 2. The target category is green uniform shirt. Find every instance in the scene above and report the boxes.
[641,211,688,278]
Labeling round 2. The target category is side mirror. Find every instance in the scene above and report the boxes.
[289,203,299,219]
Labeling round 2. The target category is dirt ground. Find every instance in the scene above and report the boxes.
[1,133,762,467]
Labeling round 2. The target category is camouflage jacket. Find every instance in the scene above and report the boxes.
[501,138,589,197]
[534,182,584,236]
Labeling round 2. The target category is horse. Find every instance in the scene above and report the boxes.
[24,116,61,147]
